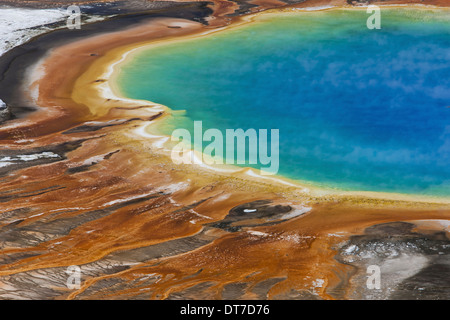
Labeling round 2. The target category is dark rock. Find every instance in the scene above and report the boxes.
[0,99,11,122]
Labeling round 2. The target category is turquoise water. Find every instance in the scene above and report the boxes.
[118,9,450,196]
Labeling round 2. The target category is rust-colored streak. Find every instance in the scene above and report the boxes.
[0,0,449,300]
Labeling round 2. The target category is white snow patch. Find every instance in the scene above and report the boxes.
[328,232,347,237]
[0,151,60,164]
[14,139,35,144]
[279,233,311,243]
[0,7,70,56]
[27,212,46,219]
[345,244,357,254]
[313,279,324,288]
[0,162,13,168]
[102,192,156,207]
[0,7,110,57]
[81,154,105,166]
[248,231,270,237]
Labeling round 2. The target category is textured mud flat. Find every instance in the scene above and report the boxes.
[336,221,450,299]
[0,0,448,300]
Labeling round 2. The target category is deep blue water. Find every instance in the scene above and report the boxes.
[118,9,450,196]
